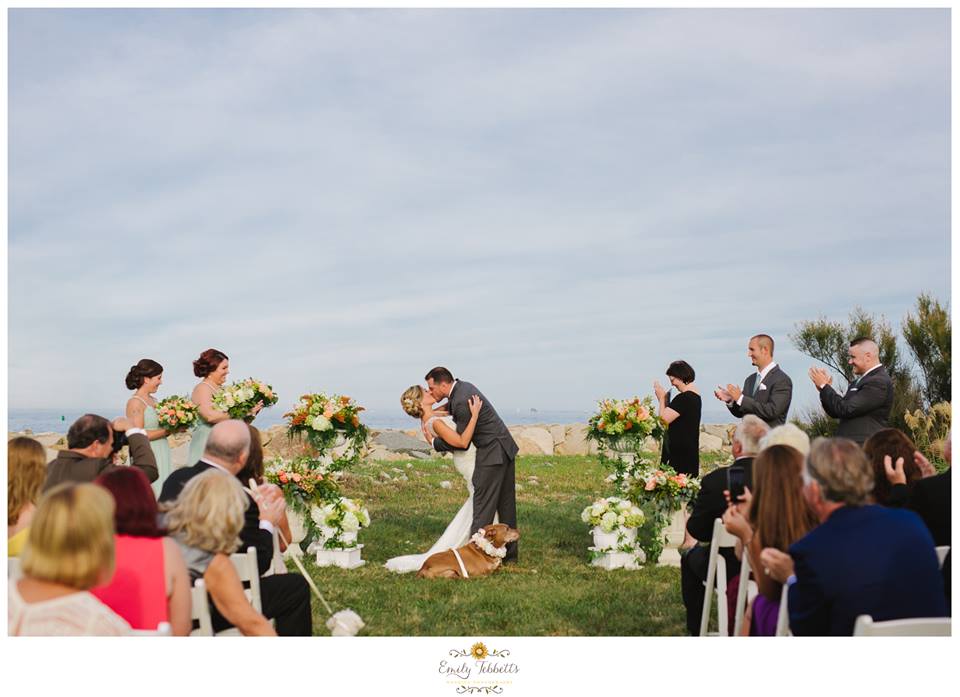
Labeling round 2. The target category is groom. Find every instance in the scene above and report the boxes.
[425,367,519,563]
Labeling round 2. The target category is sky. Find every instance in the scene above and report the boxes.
[6,8,951,422]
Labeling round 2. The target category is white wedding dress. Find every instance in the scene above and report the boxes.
[384,415,480,574]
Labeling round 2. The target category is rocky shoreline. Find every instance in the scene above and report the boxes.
[10,423,737,467]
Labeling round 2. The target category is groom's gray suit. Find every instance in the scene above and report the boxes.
[432,380,519,561]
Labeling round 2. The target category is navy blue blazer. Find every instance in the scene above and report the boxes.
[788,505,946,635]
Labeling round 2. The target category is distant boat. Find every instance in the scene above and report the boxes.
[530,408,538,414]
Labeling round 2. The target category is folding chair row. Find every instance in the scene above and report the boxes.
[190,546,265,636]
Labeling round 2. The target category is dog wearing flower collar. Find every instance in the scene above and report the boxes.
[416,524,521,579]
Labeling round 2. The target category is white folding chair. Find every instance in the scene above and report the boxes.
[8,556,22,580]
[130,622,172,636]
[228,547,263,613]
[732,548,754,636]
[936,545,950,570]
[853,614,951,636]
[699,518,738,636]
[775,581,791,636]
[190,579,214,636]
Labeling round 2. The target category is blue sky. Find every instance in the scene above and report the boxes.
[7,8,950,421]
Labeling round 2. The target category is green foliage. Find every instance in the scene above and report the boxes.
[903,402,952,473]
[298,454,686,636]
[790,405,838,440]
[902,293,952,406]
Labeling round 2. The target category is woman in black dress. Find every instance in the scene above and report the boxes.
[653,360,702,478]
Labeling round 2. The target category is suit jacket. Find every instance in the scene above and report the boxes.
[433,380,519,468]
[908,468,951,546]
[158,461,273,576]
[686,457,754,542]
[726,365,792,427]
[788,505,946,636]
[818,365,894,445]
[43,433,158,492]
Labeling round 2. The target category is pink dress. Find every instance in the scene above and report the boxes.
[91,535,168,630]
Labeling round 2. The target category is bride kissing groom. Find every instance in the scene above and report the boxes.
[386,367,519,573]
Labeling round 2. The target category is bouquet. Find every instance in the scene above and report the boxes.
[587,396,664,451]
[154,395,199,432]
[311,497,371,549]
[580,496,645,532]
[284,392,369,467]
[212,378,278,420]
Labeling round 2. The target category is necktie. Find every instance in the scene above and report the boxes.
[753,374,762,396]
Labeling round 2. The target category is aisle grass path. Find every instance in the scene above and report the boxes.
[299,454,722,636]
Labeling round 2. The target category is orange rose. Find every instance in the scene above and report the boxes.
[624,421,633,430]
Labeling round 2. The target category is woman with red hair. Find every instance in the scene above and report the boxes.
[91,468,191,635]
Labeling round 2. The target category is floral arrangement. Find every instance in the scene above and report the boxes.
[212,378,278,419]
[580,496,645,532]
[621,462,701,563]
[264,456,340,516]
[587,396,664,452]
[153,395,199,432]
[284,392,369,469]
[311,497,371,550]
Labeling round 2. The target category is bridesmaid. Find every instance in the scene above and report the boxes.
[125,359,172,496]
[187,349,264,464]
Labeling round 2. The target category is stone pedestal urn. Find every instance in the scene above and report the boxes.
[656,504,688,567]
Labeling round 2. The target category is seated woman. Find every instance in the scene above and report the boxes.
[722,444,819,635]
[238,424,292,555]
[9,483,131,635]
[864,428,925,506]
[164,470,277,636]
[8,437,47,556]
[91,468,191,635]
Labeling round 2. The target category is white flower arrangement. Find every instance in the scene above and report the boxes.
[580,496,645,532]
[311,497,371,549]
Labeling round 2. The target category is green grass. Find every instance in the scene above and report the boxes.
[296,453,718,636]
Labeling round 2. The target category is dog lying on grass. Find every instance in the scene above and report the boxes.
[416,524,520,579]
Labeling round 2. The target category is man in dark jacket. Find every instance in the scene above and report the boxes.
[44,414,157,491]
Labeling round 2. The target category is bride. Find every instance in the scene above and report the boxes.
[385,385,484,574]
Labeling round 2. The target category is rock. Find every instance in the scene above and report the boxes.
[548,425,566,448]
[439,481,452,489]
[699,432,724,452]
[703,424,733,444]
[514,427,553,455]
[557,423,595,456]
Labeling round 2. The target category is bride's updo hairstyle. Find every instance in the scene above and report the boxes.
[401,386,424,419]
[193,349,229,378]
[125,359,163,390]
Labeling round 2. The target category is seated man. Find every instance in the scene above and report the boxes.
[761,437,947,635]
[681,415,769,635]
[160,420,312,636]
[44,414,157,491]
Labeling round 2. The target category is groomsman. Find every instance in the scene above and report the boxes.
[809,337,894,445]
[715,334,793,427]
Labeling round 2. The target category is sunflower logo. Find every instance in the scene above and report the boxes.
[470,642,489,660]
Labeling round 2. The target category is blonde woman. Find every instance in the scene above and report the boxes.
[385,385,482,573]
[164,470,276,636]
[9,483,131,635]
[8,437,48,556]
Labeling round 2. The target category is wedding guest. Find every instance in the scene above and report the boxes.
[238,424,292,554]
[681,415,769,635]
[8,437,47,556]
[760,438,946,635]
[907,433,951,545]
[9,483,130,636]
[164,470,277,636]
[654,360,701,477]
[188,348,232,465]
[716,334,793,427]
[43,414,157,492]
[863,428,924,506]
[125,358,173,496]
[91,468,191,635]
[722,445,819,635]
[758,423,811,457]
[808,337,894,445]
[160,420,311,635]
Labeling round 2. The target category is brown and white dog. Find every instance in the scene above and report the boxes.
[416,523,520,579]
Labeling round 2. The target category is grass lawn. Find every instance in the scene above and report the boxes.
[298,452,727,636]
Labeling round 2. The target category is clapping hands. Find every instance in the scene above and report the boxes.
[653,380,666,402]
[251,481,286,527]
[808,367,832,389]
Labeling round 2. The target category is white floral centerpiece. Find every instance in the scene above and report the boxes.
[309,497,370,569]
[285,393,369,469]
[581,496,645,569]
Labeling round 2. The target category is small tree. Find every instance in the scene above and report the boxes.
[902,293,951,407]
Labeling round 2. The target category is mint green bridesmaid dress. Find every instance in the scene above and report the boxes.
[132,396,172,496]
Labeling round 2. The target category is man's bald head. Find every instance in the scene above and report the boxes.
[204,419,251,473]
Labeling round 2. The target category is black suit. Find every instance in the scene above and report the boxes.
[433,380,519,561]
[159,460,312,636]
[909,467,951,613]
[681,457,754,635]
[818,365,894,445]
[726,365,793,427]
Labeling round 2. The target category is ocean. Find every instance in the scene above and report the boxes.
[7,403,734,434]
